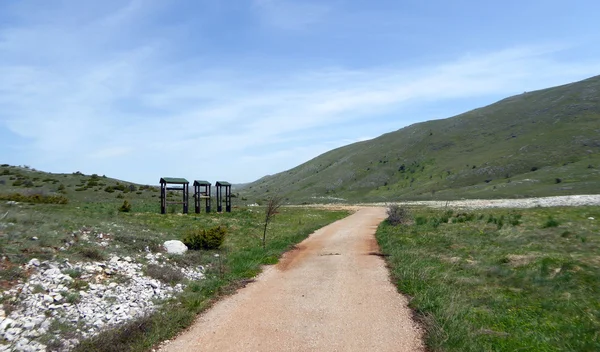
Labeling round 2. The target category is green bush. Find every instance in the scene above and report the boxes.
[0,193,68,204]
[542,216,560,228]
[183,225,227,250]
[415,216,428,226]
[119,200,132,212]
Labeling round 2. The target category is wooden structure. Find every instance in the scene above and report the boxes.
[193,180,212,213]
[215,181,232,212]
[160,177,189,214]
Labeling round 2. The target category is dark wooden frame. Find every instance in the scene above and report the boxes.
[160,177,189,214]
[215,181,232,212]
[193,180,212,213]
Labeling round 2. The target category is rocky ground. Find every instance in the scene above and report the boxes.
[390,194,600,209]
[0,230,203,352]
[306,194,600,211]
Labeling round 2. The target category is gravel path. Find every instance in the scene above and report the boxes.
[159,207,424,352]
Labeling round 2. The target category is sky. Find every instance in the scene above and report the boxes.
[1,1,600,185]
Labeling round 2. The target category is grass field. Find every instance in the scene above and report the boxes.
[377,205,600,351]
[0,165,348,351]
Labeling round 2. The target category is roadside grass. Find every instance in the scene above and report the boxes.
[72,207,346,352]
[376,206,600,352]
[0,177,348,352]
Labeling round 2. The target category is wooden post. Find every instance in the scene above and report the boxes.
[183,183,188,214]
[217,183,222,212]
[194,183,200,214]
[160,181,166,214]
[226,184,231,212]
[205,184,211,213]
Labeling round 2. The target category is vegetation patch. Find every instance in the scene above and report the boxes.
[145,264,184,285]
[377,206,600,351]
[0,193,68,204]
[182,225,227,250]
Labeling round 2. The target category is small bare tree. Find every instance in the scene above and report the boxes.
[262,193,284,249]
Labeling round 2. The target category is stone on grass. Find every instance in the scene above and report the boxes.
[163,240,188,255]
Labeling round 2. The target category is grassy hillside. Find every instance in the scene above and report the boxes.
[0,164,348,351]
[241,75,600,203]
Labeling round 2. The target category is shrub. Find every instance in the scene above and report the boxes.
[440,210,453,224]
[183,225,227,250]
[542,216,560,228]
[145,264,184,285]
[531,166,538,172]
[555,178,562,184]
[415,216,428,226]
[118,200,132,212]
[508,212,522,226]
[77,247,105,261]
[0,193,68,204]
[386,204,410,226]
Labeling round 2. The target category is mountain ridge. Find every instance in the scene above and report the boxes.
[240,75,600,203]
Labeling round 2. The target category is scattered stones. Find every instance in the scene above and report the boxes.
[0,253,204,351]
[163,240,188,255]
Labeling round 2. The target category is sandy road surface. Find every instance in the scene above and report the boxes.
[159,207,424,352]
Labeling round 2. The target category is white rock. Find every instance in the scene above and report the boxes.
[43,295,53,303]
[123,256,133,262]
[588,217,595,220]
[0,317,15,331]
[31,236,39,241]
[22,321,35,330]
[163,240,188,255]
[28,258,41,267]
[43,268,61,276]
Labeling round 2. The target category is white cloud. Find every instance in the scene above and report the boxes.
[1,3,599,184]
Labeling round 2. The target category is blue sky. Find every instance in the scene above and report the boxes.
[1,0,599,184]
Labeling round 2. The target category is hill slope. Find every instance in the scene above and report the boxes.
[241,75,600,203]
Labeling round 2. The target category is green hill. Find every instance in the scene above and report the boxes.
[240,75,600,203]
[0,165,163,211]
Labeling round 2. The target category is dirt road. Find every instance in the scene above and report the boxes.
[159,207,424,352]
